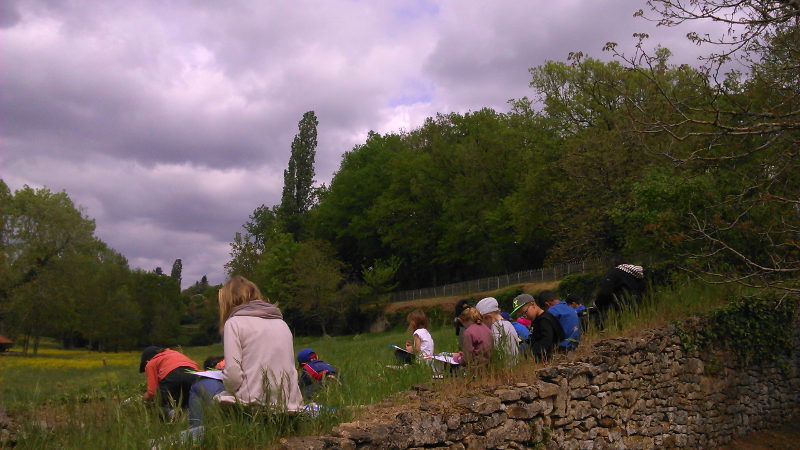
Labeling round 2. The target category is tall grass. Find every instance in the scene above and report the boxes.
[1,278,747,448]
[591,277,742,337]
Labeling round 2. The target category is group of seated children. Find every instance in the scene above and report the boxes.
[399,290,583,371]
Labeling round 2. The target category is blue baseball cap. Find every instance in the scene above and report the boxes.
[297,348,317,364]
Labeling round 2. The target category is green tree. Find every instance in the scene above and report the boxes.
[225,206,282,279]
[279,110,319,238]
[170,258,182,283]
[520,55,663,261]
[129,270,181,345]
[609,0,800,291]
[310,132,400,275]
[0,183,98,350]
[250,232,299,302]
[288,240,344,336]
[77,247,142,351]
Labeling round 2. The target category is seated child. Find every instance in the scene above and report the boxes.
[476,297,520,359]
[405,309,434,358]
[452,306,493,367]
[297,348,338,399]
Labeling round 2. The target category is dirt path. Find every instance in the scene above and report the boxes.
[719,419,799,449]
[384,281,560,313]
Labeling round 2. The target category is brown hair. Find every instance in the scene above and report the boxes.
[218,275,264,333]
[458,306,483,325]
[406,309,429,332]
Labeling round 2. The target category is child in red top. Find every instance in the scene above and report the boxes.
[140,346,199,410]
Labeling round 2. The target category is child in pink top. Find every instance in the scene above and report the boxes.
[452,306,493,367]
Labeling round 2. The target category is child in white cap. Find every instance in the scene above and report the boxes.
[475,297,519,359]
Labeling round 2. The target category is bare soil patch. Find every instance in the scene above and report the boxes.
[719,419,800,449]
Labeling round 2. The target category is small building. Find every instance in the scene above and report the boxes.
[0,335,13,352]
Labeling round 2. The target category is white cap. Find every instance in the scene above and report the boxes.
[475,297,499,315]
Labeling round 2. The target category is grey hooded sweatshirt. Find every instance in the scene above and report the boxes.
[216,300,303,411]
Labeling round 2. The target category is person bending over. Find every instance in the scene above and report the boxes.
[139,346,199,414]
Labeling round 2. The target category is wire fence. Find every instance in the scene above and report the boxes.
[388,257,611,302]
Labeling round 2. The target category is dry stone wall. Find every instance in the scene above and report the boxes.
[281,321,800,449]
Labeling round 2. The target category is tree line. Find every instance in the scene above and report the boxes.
[228,0,798,335]
[0,181,221,353]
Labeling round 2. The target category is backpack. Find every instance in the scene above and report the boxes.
[547,302,581,350]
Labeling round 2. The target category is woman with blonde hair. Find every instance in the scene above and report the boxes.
[188,275,303,428]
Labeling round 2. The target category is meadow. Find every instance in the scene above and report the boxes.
[0,278,743,449]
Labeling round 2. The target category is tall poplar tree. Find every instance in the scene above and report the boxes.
[279,110,318,238]
[170,258,182,283]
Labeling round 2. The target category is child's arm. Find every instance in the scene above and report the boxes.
[143,361,159,401]
[405,334,423,354]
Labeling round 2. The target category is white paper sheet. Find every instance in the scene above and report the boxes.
[192,370,224,380]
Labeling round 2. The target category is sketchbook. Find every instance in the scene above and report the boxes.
[390,344,413,354]
[191,370,224,380]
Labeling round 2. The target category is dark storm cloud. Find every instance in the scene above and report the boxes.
[0,0,726,285]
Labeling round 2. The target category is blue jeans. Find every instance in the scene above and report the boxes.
[188,378,225,427]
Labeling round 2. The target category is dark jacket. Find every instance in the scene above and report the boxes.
[596,267,646,314]
[527,312,566,360]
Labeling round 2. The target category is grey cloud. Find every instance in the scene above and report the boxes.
[1,0,730,285]
[0,1,21,28]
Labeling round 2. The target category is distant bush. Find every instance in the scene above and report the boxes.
[557,272,604,303]
[647,260,680,288]
[493,287,524,313]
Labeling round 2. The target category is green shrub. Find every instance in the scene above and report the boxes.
[384,306,453,331]
[557,272,603,302]
[679,293,799,367]
[647,260,680,287]
[494,287,524,313]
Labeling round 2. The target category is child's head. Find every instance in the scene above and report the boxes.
[565,293,582,308]
[297,348,318,365]
[139,346,163,373]
[475,297,501,322]
[203,356,225,370]
[457,306,483,326]
[406,309,429,332]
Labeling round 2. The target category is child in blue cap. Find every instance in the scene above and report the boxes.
[297,348,338,400]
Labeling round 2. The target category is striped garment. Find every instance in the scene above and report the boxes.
[616,264,644,279]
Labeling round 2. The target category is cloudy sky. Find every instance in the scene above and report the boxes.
[0,0,720,287]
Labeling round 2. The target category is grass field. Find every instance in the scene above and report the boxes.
[0,278,745,448]
[0,325,461,448]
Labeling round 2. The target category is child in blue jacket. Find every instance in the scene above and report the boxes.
[297,348,338,400]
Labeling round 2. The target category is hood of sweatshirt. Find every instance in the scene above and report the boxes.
[229,300,283,320]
